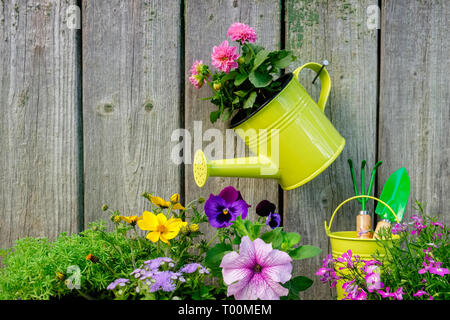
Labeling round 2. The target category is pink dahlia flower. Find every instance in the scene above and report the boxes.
[220,236,292,300]
[227,22,258,43]
[190,60,204,75]
[189,74,205,89]
[211,40,239,74]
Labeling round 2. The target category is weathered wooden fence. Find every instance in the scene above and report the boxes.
[0,0,448,299]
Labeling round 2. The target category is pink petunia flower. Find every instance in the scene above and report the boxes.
[211,40,239,74]
[227,22,258,43]
[220,236,293,300]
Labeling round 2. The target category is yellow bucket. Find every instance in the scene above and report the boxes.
[324,195,399,300]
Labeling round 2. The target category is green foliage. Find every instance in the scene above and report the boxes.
[0,221,156,300]
[196,41,296,123]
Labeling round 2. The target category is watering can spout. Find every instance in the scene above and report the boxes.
[193,150,280,188]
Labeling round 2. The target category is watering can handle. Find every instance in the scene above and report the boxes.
[293,62,331,112]
[324,195,400,235]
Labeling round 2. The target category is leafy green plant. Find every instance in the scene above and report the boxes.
[189,22,296,123]
[316,201,449,300]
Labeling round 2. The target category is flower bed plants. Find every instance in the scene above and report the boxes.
[0,186,321,300]
[316,202,449,300]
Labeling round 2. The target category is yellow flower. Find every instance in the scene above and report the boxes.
[150,195,185,210]
[170,193,180,204]
[120,215,142,225]
[137,211,186,244]
[189,224,199,232]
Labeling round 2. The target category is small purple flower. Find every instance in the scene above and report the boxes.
[255,200,276,217]
[391,223,408,234]
[204,186,250,228]
[266,212,281,229]
[431,221,444,229]
[179,263,209,274]
[144,257,173,270]
[106,278,129,290]
[150,271,177,292]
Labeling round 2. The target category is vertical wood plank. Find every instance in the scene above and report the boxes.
[379,0,449,224]
[0,0,81,247]
[284,0,378,299]
[82,0,182,224]
[184,0,281,237]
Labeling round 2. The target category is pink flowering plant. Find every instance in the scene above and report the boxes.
[317,201,449,300]
[189,22,296,123]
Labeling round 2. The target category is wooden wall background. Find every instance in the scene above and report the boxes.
[0,0,448,299]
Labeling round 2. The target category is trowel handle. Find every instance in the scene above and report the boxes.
[293,62,331,112]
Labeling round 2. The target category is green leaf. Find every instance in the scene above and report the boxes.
[282,276,314,296]
[205,242,232,276]
[289,245,322,260]
[261,227,283,249]
[249,71,272,88]
[209,110,221,123]
[234,90,249,98]
[234,73,249,86]
[283,232,301,248]
[252,49,270,71]
[231,216,250,237]
[272,50,296,69]
[222,70,238,82]
[243,91,257,109]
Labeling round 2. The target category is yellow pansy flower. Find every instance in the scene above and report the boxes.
[137,211,186,244]
[150,194,185,210]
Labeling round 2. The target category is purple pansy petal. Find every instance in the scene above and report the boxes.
[256,200,276,217]
[228,199,249,219]
[219,186,239,204]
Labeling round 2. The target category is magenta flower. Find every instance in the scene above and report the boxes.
[429,262,450,277]
[211,40,239,73]
[391,222,407,234]
[189,74,205,89]
[336,250,354,269]
[377,287,394,298]
[365,271,384,292]
[418,261,433,274]
[413,288,430,298]
[392,287,404,300]
[431,221,444,229]
[220,236,293,300]
[204,186,249,228]
[227,22,258,43]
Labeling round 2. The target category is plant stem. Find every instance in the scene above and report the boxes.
[206,230,220,248]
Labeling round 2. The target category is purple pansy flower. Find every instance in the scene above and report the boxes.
[255,200,276,217]
[204,186,250,228]
[266,212,281,229]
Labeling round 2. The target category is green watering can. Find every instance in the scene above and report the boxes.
[193,62,346,190]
